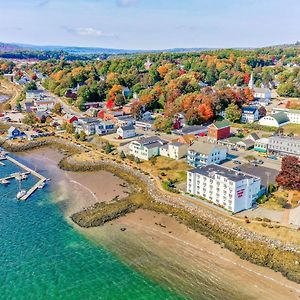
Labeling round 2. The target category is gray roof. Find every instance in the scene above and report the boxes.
[134,136,168,148]
[247,132,260,141]
[237,139,255,147]
[189,164,258,182]
[120,124,135,131]
[254,87,271,93]
[269,135,300,144]
[181,125,207,134]
[270,112,290,124]
[188,141,225,155]
[169,141,185,147]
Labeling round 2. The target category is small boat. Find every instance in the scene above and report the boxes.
[38,182,45,189]
[21,174,28,180]
[1,179,10,185]
[46,178,51,182]
[17,190,27,199]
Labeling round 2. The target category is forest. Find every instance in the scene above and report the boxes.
[18,47,300,129]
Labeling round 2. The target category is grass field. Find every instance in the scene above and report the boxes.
[283,123,300,136]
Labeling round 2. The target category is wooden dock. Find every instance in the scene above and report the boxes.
[0,172,29,182]
[5,156,47,201]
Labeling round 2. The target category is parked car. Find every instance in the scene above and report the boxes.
[268,156,277,160]
[233,160,241,164]
[233,166,241,171]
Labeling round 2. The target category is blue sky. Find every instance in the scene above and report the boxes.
[0,0,299,49]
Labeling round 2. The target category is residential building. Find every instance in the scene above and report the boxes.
[187,141,227,167]
[253,87,271,102]
[95,121,115,135]
[7,127,23,139]
[129,136,168,160]
[26,90,45,100]
[268,136,300,157]
[241,106,259,123]
[245,132,260,142]
[117,125,136,139]
[160,142,188,160]
[75,118,98,136]
[135,120,155,131]
[272,107,300,124]
[116,115,135,127]
[207,120,231,141]
[173,125,208,136]
[259,112,290,127]
[187,164,262,213]
[254,138,269,153]
[236,139,255,150]
[34,99,55,112]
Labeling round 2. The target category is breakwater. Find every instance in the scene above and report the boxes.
[60,154,300,284]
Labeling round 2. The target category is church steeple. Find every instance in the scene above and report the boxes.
[248,72,254,89]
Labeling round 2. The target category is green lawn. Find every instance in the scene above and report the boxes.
[283,124,300,136]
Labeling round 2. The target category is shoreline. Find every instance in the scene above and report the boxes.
[4,138,300,284]
[16,147,300,299]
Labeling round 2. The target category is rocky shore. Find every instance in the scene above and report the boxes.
[60,154,300,284]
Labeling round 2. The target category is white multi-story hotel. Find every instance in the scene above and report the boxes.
[187,165,261,213]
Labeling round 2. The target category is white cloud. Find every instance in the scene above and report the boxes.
[69,27,115,38]
[116,0,139,8]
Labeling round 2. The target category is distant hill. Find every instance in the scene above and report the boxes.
[0,42,212,55]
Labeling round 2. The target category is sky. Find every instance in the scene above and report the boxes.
[0,0,299,50]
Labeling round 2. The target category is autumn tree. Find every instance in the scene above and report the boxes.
[52,103,62,115]
[225,103,242,123]
[276,156,300,190]
[23,112,37,125]
[258,106,267,117]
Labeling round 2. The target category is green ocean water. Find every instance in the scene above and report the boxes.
[0,157,185,300]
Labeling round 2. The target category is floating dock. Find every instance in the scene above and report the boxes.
[4,156,47,201]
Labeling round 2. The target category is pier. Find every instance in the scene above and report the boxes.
[3,156,47,201]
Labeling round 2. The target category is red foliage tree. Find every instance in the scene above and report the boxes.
[106,98,115,110]
[276,156,300,190]
[198,103,214,121]
[244,73,250,85]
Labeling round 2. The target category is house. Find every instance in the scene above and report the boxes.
[160,142,188,160]
[34,99,55,112]
[75,118,99,136]
[253,87,271,102]
[64,115,78,124]
[187,141,227,167]
[187,164,262,213]
[95,121,115,135]
[99,110,124,122]
[272,107,300,124]
[82,102,101,110]
[254,138,269,154]
[116,115,135,127]
[26,90,45,100]
[7,127,23,139]
[268,136,300,157]
[129,136,168,160]
[259,112,290,127]
[135,120,155,131]
[23,101,35,112]
[241,106,259,123]
[24,130,40,140]
[173,125,208,136]
[245,132,260,142]
[236,139,255,150]
[176,134,197,146]
[117,125,136,139]
[207,120,231,141]
[141,111,153,121]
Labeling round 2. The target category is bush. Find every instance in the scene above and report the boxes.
[261,223,267,227]
[255,217,262,221]
[276,197,287,208]
[262,218,271,222]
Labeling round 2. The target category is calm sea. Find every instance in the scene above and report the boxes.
[0,156,185,300]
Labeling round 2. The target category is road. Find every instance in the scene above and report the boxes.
[37,82,84,117]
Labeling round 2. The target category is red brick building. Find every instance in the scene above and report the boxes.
[208,120,231,141]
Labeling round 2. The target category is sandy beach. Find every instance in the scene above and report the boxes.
[19,147,300,300]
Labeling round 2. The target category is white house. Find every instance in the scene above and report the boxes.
[135,120,155,131]
[241,106,259,123]
[75,118,98,135]
[187,141,227,167]
[117,125,136,139]
[160,142,188,160]
[187,164,262,213]
[253,87,271,102]
[272,107,300,124]
[34,99,55,112]
[95,121,115,135]
[259,112,290,127]
[129,136,168,160]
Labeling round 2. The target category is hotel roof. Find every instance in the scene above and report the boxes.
[189,164,258,182]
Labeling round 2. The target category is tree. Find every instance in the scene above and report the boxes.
[225,103,242,123]
[23,112,37,125]
[120,150,126,160]
[25,81,37,91]
[65,123,75,134]
[104,143,113,154]
[276,156,300,190]
[258,106,267,118]
[74,132,80,140]
[40,115,47,124]
[79,131,87,141]
[52,103,62,115]
[3,103,11,111]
